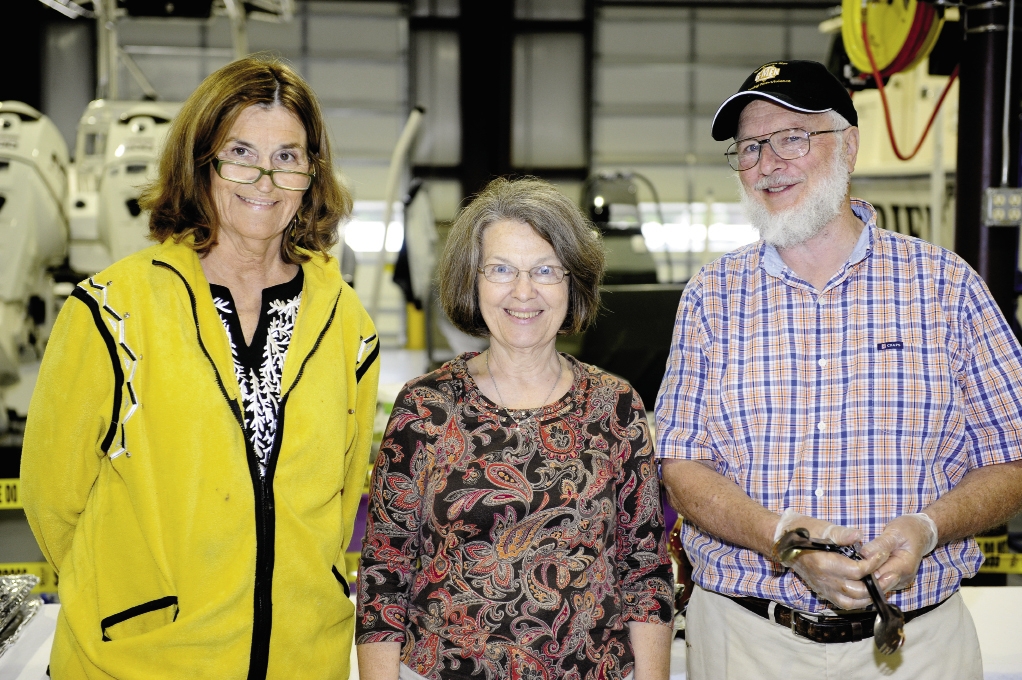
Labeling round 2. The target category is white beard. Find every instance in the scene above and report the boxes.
[738,148,851,250]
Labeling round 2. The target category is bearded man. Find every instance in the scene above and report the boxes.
[655,60,1022,679]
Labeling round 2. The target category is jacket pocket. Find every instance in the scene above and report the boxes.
[101,595,179,641]
[332,565,350,597]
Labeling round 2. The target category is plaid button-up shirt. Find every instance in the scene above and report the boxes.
[656,199,1022,613]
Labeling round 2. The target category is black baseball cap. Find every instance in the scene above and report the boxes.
[710,60,858,141]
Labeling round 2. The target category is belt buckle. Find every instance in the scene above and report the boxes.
[788,610,818,641]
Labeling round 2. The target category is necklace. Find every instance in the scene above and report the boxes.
[486,350,563,428]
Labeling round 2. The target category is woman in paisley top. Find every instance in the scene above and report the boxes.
[356,178,674,680]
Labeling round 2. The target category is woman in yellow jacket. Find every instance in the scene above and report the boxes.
[20,56,379,679]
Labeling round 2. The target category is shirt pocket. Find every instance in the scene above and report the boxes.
[870,344,951,437]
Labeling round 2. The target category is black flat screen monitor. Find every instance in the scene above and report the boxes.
[574,284,685,410]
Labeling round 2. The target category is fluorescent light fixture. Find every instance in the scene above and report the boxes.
[344,220,404,253]
[36,0,96,19]
[637,203,758,253]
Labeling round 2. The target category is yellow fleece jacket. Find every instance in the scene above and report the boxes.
[21,237,379,679]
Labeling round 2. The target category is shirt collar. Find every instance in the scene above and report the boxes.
[759,198,877,280]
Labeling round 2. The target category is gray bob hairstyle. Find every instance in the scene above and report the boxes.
[437,177,605,338]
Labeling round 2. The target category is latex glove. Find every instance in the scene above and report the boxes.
[773,509,862,546]
[773,510,879,610]
[858,513,939,594]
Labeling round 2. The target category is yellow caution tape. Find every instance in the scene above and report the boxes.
[977,534,1022,574]
[0,562,58,593]
[979,552,1022,575]
[0,478,21,509]
[977,535,1009,556]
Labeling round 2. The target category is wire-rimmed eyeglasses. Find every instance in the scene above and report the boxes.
[212,159,315,191]
[477,264,570,285]
[725,128,847,171]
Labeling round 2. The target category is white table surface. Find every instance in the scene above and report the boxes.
[4,588,1021,679]
[0,603,59,680]
[962,587,1022,680]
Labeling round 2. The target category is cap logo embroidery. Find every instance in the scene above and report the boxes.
[755,65,781,83]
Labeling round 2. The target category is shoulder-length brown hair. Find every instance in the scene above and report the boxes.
[138,54,351,263]
[438,177,605,337]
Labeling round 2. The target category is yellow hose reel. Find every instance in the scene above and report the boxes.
[842,0,956,161]
[842,0,945,78]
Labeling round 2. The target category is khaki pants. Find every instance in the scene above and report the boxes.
[685,586,983,680]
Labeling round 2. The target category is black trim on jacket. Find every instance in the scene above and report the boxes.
[247,395,280,680]
[331,565,350,597]
[285,295,338,396]
[152,261,245,429]
[70,286,123,454]
[154,260,275,677]
[355,341,379,383]
[248,294,337,680]
[152,260,342,680]
[101,596,179,641]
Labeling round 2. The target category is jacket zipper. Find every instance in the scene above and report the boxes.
[247,293,337,680]
[153,260,338,680]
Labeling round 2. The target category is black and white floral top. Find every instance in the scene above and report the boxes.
[210,269,304,476]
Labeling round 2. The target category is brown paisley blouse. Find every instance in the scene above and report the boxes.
[356,352,674,680]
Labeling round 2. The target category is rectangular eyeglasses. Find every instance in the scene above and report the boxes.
[725,128,847,171]
[478,264,570,285]
[212,158,314,191]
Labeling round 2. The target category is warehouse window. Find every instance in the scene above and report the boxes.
[115,2,409,203]
[592,6,832,279]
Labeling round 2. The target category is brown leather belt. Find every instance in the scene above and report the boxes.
[726,594,946,644]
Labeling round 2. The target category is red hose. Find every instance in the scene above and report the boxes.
[883,4,932,78]
[861,4,959,162]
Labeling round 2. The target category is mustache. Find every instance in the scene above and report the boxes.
[754,173,806,191]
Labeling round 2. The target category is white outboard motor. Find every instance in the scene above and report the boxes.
[98,103,178,264]
[69,101,179,274]
[0,101,70,430]
[68,100,128,274]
